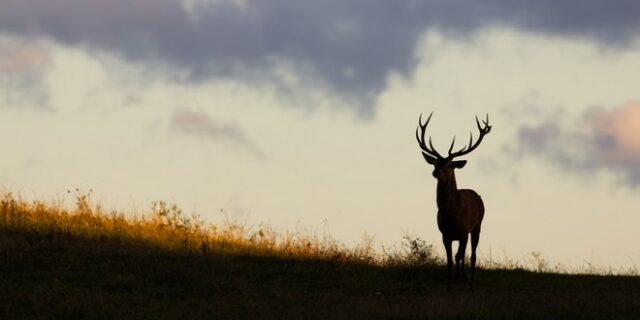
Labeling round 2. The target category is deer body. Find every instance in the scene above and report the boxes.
[416,113,490,289]
[437,189,484,240]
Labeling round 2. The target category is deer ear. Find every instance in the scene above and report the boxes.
[451,160,467,168]
[422,153,437,165]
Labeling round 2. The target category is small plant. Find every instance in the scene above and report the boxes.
[402,236,441,266]
[152,201,191,229]
[383,236,441,267]
[68,188,94,215]
[530,251,549,273]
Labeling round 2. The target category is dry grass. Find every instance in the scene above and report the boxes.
[1,191,639,319]
[2,190,637,273]
[2,190,456,267]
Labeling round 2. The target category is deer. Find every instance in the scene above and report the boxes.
[415,112,491,290]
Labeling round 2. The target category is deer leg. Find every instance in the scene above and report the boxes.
[455,235,469,280]
[443,236,453,290]
[470,228,480,290]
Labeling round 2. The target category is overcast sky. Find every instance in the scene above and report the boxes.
[1,0,639,269]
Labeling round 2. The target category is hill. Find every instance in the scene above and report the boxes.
[1,192,639,319]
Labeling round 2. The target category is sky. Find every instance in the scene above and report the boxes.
[1,0,640,269]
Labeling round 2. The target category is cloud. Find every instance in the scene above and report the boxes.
[494,1,640,45]
[0,38,50,75]
[515,102,640,186]
[170,108,265,159]
[0,36,51,108]
[2,0,639,113]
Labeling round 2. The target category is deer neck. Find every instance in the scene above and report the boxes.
[436,173,460,210]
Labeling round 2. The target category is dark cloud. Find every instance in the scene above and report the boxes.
[170,108,265,159]
[514,102,640,187]
[1,0,639,114]
[496,0,640,45]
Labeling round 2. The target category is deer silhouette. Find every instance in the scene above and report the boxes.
[416,112,491,289]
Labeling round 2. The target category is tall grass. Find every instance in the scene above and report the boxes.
[0,191,422,266]
[0,191,636,275]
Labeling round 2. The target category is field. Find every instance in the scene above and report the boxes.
[1,192,639,319]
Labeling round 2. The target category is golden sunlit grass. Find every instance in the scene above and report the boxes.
[0,191,398,266]
[1,191,639,319]
[8,190,462,272]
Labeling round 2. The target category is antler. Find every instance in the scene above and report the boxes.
[416,112,444,159]
[447,114,491,159]
[417,113,491,160]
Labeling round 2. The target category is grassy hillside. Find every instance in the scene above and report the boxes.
[1,192,639,319]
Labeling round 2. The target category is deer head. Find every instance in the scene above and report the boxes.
[416,112,491,182]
